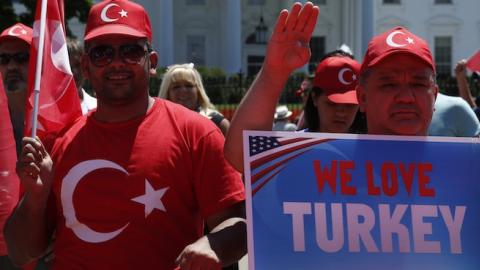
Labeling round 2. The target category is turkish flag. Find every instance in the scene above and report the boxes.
[466,49,480,73]
[24,0,82,141]
[0,75,20,255]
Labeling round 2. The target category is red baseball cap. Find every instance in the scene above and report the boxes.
[313,56,361,104]
[0,23,33,46]
[84,0,152,42]
[360,26,435,75]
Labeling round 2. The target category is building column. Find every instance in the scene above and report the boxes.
[159,0,174,67]
[361,0,374,61]
[223,0,242,75]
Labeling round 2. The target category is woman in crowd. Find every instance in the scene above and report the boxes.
[303,50,365,133]
[158,63,230,135]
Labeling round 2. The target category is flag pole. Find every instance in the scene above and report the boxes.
[31,0,48,138]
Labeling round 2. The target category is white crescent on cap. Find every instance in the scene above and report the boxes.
[61,159,130,243]
[386,30,408,48]
[338,68,354,85]
[8,25,23,36]
[101,3,120,23]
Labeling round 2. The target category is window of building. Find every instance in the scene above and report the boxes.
[186,0,205,5]
[309,36,326,73]
[247,55,265,77]
[312,0,327,5]
[248,0,266,5]
[383,0,401,4]
[434,36,452,76]
[187,35,206,66]
[434,0,452,4]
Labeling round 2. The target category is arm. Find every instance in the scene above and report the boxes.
[4,137,54,266]
[455,59,476,108]
[175,202,246,270]
[224,2,319,172]
[218,118,230,136]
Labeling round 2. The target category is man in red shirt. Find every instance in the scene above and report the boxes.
[0,22,32,270]
[6,1,245,269]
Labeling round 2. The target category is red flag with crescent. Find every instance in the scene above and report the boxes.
[466,49,480,73]
[24,0,82,141]
[0,75,20,255]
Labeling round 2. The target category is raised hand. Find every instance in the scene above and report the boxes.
[16,137,54,203]
[264,2,319,75]
[455,59,467,78]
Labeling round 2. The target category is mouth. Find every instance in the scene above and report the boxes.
[5,73,23,82]
[105,72,132,81]
[332,119,347,125]
[391,110,418,120]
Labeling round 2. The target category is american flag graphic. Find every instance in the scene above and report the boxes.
[248,135,331,195]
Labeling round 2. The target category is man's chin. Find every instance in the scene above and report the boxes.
[391,124,426,136]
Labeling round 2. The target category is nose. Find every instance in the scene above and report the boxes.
[6,58,20,70]
[395,84,415,103]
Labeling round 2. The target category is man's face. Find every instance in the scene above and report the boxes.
[357,53,438,136]
[0,39,30,93]
[81,35,157,106]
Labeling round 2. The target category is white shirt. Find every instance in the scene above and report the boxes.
[80,88,97,115]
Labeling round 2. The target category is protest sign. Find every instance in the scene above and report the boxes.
[243,131,480,270]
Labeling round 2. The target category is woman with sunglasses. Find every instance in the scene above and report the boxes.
[158,63,230,136]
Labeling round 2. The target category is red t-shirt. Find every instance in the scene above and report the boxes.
[48,98,244,269]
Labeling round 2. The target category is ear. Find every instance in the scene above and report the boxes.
[356,85,367,113]
[433,83,439,99]
[311,92,318,107]
[148,51,158,76]
[80,54,90,80]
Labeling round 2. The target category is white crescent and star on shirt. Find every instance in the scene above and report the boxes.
[100,3,128,23]
[386,30,415,48]
[61,159,168,243]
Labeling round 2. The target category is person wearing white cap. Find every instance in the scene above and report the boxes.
[273,105,297,131]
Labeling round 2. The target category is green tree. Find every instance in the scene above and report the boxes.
[1,0,92,38]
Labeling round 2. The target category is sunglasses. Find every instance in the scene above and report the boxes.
[88,44,148,67]
[0,52,29,65]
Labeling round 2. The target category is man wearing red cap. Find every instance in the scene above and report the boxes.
[224,10,438,172]
[0,22,32,270]
[0,23,32,155]
[356,26,438,136]
[6,1,245,269]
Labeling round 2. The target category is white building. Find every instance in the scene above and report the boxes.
[36,0,480,76]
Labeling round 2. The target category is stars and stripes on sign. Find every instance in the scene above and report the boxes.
[247,135,330,195]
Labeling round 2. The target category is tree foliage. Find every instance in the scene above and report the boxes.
[0,0,93,38]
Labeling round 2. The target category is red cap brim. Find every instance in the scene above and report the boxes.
[84,24,149,41]
[326,89,358,104]
[0,35,31,46]
[363,50,435,74]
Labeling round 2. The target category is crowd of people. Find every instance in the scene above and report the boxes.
[0,0,479,269]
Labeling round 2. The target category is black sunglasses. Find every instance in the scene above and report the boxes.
[0,52,29,65]
[88,44,148,67]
